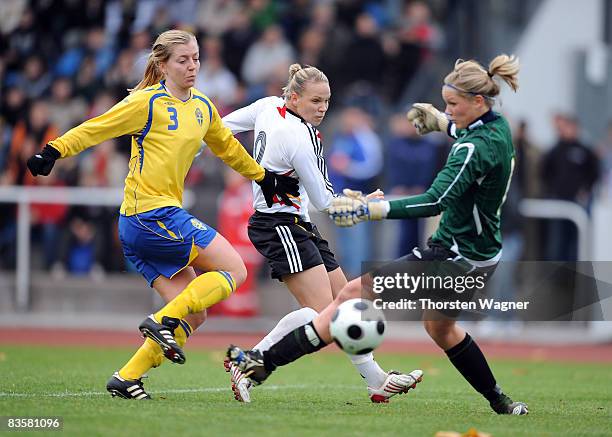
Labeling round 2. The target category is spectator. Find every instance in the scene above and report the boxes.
[197,0,242,37]
[8,101,59,185]
[541,114,600,260]
[297,26,325,68]
[386,112,440,256]
[328,107,383,277]
[105,49,138,94]
[247,0,278,32]
[148,3,173,38]
[65,214,97,275]
[47,78,88,134]
[4,8,38,63]
[14,55,52,99]
[221,9,257,79]
[341,13,386,93]
[512,120,541,260]
[278,0,311,44]
[309,3,351,94]
[131,0,162,33]
[79,139,126,189]
[129,30,153,82]
[514,120,541,198]
[1,87,28,129]
[386,1,442,101]
[596,120,612,200]
[0,118,10,174]
[195,37,238,109]
[85,27,116,77]
[241,25,294,87]
[0,0,27,35]
[54,27,115,79]
[397,1,444,55]
[74,56,100,103]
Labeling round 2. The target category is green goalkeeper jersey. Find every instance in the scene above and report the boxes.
[388,111,514,264]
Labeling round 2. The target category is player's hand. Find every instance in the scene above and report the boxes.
[366,188,385,200]
[26,144,61,176]
[257,169,300,208]
[329,188,387,227]
[406,103,449,135]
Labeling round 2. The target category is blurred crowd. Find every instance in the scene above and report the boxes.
[0,0,608,286]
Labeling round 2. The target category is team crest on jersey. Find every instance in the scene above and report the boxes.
[191,218,207,230]
[195,108,203,126]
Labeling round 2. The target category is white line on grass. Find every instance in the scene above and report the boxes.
[0,384,362,398]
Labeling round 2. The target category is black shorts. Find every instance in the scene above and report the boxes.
[372,239,497,318]
[248,211,340,280]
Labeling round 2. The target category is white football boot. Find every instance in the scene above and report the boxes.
[224,356,253,403]
[367,369,423,403]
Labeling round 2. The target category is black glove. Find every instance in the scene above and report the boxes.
[256,169,300,208]
[27,144,61,176]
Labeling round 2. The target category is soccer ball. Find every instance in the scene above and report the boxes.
[330,298,386,355]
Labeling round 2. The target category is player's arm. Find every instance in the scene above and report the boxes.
[27,94,148,176]
[205,101,299,207]
[330,142,482,226]
[287,132,334,211]
[222,97,270,134]
[205,102,265,180]
[52,94,148,156]
[387,142,479,218]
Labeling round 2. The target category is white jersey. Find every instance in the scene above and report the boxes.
[223,96,334,221]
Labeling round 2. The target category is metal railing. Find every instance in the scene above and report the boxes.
[518,198,612,339]
[0,186,194,311]
[518,198,591,260]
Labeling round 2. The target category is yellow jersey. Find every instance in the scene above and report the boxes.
[50,81,264,215]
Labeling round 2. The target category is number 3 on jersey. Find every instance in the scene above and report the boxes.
[167,107,179,130]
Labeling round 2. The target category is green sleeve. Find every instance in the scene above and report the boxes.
[387,142,481,219]
[388,192,442,218]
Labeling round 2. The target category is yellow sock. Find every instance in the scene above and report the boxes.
[118,338,163,380]
[118,320,194,380]
[174,319,193,347]
[154,271,235,321]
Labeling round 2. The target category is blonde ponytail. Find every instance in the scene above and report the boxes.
[131,53,164,93]
[444,54,520,107]
[488,54,520,92]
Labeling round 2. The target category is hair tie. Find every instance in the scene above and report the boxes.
[487,71,494,78]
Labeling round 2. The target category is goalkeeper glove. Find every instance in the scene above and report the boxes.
[406,103,449,135]
[329,188,388,227]
[26,144,61,176]
[257,169,300,208]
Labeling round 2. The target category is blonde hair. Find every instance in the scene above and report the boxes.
[443,54,519,106]
[131,30,197,93]
[282,63,328,99]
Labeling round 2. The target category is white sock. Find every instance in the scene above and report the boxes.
[253,307,318,352]
[348,352,387,388]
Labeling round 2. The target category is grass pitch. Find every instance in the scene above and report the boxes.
[1,345,611,436]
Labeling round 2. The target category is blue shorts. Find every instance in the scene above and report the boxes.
[118,207,217,286]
